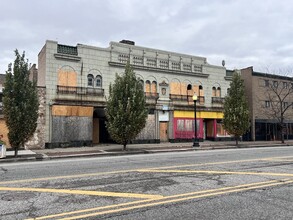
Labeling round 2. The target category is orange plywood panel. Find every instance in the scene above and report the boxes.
[0,119,10,148]
[170,82,181,95]
[193,85,199,96]
[52,105,93,117]
[57,71,77,86]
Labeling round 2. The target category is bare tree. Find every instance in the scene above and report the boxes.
[258,69,293,143]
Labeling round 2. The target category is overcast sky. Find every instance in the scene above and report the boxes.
[1,0,293,74]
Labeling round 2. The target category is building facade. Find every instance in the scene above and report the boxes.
[28,40,233,149]
[0,74,9,146]
[241,66,293,141]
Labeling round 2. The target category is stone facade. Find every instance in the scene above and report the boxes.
[25,87,46,149]
[36,40,232,148]
[0,74,9,147]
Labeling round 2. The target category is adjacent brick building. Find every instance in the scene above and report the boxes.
[241,66,293,141]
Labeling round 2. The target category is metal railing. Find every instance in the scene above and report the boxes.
[57,86,104,96]
[170,94,205,104]
[212,97,224,104]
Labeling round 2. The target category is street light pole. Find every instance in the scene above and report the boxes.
[193,93,199,147]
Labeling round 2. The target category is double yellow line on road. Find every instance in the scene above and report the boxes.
[2,156,292,219]
[28,178,293,220]
[0,186,163,199]
[2,156,293,185]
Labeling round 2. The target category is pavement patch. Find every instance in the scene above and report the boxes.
[137,169,293,177]
[29,178,293,220]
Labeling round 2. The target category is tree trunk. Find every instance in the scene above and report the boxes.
[14,147,18,157]
[281,128,285,144]
[281,115,285,144]
[235,136,239,147]
[123,142,127,151]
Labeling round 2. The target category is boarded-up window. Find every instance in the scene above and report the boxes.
[151,81,157,94]
[216,87,221,97]
[187,84,193,96]
[212,87,216,97]
[145,80,151,93]
[170,82,181,95]
[193,85,199,96]
[180,83,187,95]
[199,85,204,96]
[58,67,77,87]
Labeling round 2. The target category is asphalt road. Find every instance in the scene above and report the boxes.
[0,146,293,219]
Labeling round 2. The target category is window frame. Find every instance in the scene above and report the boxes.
[95,75,102,87]
[87,74,94,87]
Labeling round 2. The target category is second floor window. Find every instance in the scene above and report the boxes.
[87,74,94,87]
[96,76,102,87]
[265,101,270,108]
[212,87,216,97]
[145,80,151,93]
[216,87,221,97]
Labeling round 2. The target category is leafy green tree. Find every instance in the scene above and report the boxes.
[106,61,148,150]
[223,72,250,146]
[3,50,39,157]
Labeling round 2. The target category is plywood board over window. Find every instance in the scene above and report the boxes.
[180,83,188,95]
[52,105,93,117]
[199,86,204,96]
[193,85,199,96]
[151,81,157,94]
[170,82,181,95]
[58,70,77,87]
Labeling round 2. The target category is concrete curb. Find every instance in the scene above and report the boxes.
[0,144,291,163]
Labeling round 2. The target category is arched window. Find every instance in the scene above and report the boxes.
[199,85,203,96]
[217,87,221,97]
[151,81,157,94]
[212,87,216,97]
[187,84,193,96]
[87,74,94,87]
[95,75,102,87]
[145,80,151,93]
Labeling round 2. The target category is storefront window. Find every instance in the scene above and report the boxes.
[185,119,193,131]
[177,119,184,131]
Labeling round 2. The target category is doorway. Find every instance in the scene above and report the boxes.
[93,108,112,144]
[160,122,168,142]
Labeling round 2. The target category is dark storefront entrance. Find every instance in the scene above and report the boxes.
[93,108,112,144]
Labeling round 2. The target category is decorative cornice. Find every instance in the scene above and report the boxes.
[54,53,81,62]
[108,62,209,78]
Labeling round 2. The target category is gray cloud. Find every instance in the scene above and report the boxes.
[0,0,292,74]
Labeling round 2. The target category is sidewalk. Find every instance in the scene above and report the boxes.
[1,140,293,163]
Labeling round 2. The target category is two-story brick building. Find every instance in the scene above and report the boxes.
[28,40,233,149]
